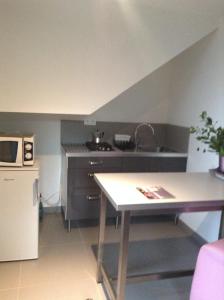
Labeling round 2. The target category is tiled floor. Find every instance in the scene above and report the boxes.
[0,214,190,300]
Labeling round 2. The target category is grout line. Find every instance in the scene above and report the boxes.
[39,240,84,248]
[16,287,20,300]
[16,262,22,300]
[18,262,22,288]
[0,287,18,292]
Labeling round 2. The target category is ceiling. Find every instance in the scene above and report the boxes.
[133,0,224,17]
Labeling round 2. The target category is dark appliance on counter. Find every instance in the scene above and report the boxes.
[113,140,135,151]
[113,134,135,151]
[92,129,104,144]
[85,141,114,151]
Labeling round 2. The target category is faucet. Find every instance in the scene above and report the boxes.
[134,122,157,151]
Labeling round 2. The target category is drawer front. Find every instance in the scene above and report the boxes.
[122,157,149,172]
[67,189,116,220]
[150,157,187,172]
[68,189,100,219]
[68,167,121,189]
[68,157,122,169]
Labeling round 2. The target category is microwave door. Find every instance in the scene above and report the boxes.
[0,139,23,166]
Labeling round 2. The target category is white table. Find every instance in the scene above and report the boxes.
[94,172,224,300]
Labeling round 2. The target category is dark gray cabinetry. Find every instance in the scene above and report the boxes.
[122,157,149,172]
[63,154,187,226]
[67,157,122,221]
[148,157,187,172]
[122,157,187,173]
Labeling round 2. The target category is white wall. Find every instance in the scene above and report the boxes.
[168,22,224,242]
[0,116,61,207]
[0,0,219,115]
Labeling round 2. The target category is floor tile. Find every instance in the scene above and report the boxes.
[0,262,21,290]
[79,221,189,246]
[18,278,106,300]
[0,289,18,300]
[0,213,192,300]
[39,214,82,246]
[129,222,190,241]
[20,243,96,287]
[79,224,120,245]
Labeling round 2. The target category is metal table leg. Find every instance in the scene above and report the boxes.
[97,192,107,283]
[116,211,131,300]
[68,219,71,232]
[218,210,224,239]
[174,214,179,225]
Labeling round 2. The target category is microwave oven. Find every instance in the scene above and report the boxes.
[0,134,35,167]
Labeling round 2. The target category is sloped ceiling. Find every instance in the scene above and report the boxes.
[90,59,173,123]
[0,0,223,115]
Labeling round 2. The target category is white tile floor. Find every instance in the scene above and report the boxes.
[0,214,189,300]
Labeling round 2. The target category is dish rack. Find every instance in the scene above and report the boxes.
[113,134,135,150]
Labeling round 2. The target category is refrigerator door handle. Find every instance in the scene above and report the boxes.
[33,179,39,206]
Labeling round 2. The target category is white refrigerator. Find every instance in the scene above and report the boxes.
[0,165,39,261]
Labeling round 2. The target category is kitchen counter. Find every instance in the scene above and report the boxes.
[61,144,188,228]
[61,144,188,158]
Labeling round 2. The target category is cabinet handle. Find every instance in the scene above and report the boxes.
[33,178,39,206]
[89,160,103,166]
[88,173,94,178]
[86,195,100,201]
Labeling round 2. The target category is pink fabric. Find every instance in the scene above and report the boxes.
[190,239,224,300]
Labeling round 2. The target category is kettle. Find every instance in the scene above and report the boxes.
[92,129,104,144]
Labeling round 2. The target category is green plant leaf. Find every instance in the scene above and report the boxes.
[206,117,213,126]
[200,111,207,120]
[191,111,223,154]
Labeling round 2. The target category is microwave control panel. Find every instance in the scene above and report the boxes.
[23,135,34,165]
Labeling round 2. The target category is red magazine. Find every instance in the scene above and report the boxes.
[137,186,175,200]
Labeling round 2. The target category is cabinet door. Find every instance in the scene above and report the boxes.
[0,171,39,261]
[150,157,187,172]
[68,157,122,169]
[68,188,116,220]
[68,167,121,189]
[122,157,150,172]
[67,157,121,221]
[68,189,100,220]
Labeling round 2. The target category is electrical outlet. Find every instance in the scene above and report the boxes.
[84,119,96,126]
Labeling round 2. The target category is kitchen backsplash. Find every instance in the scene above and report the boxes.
[61,121,189,152]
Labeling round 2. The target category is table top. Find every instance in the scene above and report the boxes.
[94,172,224,212]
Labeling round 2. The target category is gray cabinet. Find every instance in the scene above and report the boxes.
[68,188,101,220]
[66,157,122,222]
[122,157,149,172]
[122,157,187,173]
[62,154,187,228]
[148,157,187,172]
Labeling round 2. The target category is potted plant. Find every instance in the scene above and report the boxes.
[190,111,224,173]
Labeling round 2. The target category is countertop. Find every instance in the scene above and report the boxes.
[94,172,224,211]
[61,144,188,158]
